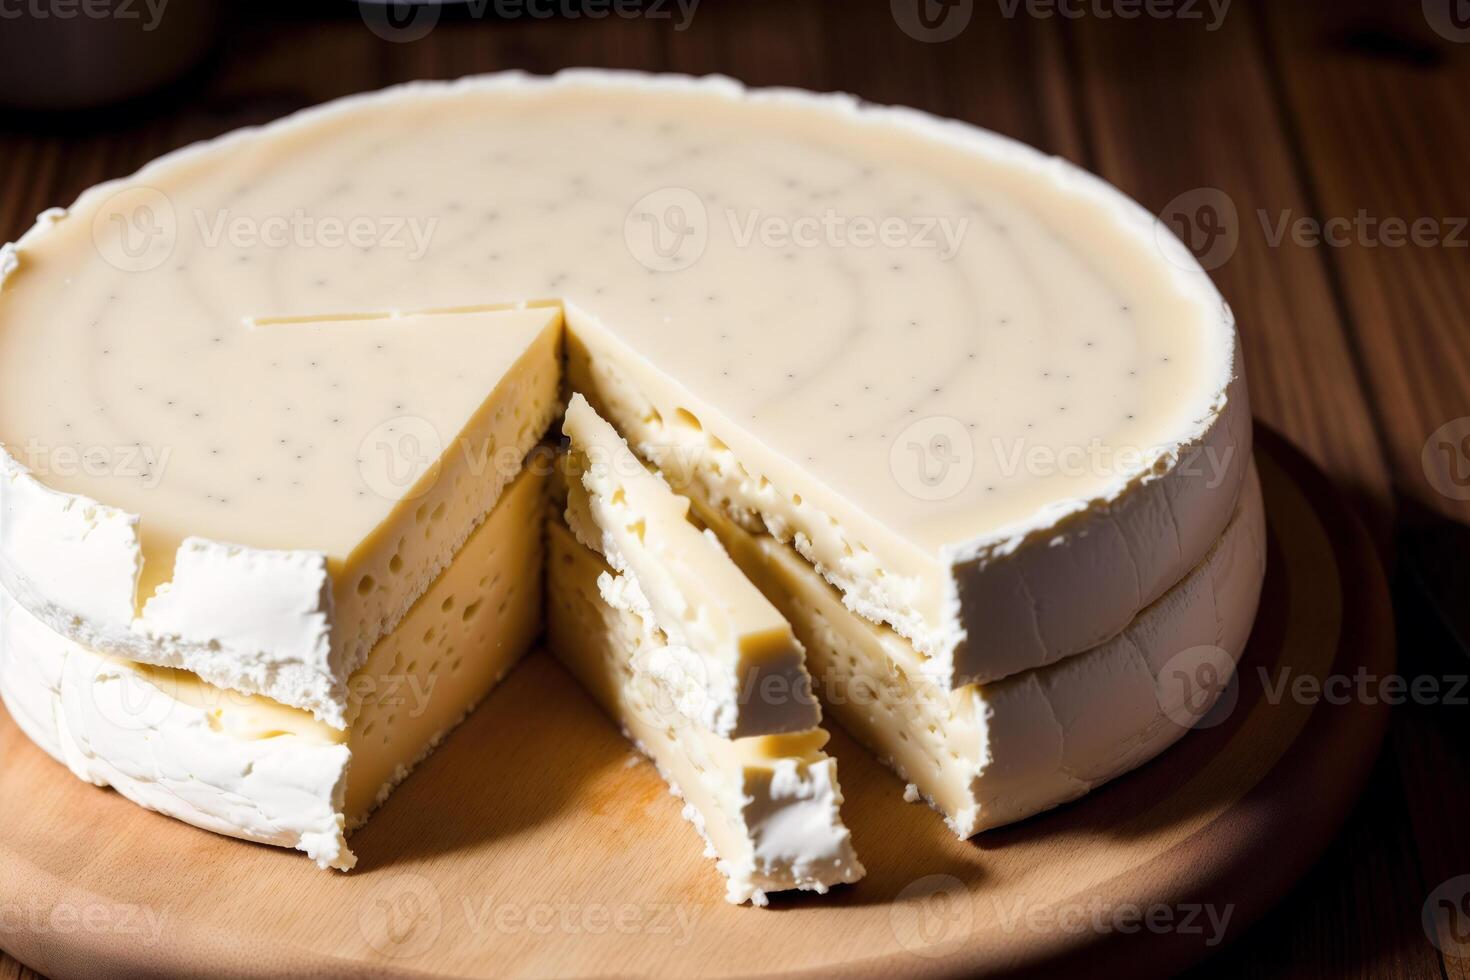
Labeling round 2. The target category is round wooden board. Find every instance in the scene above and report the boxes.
[0,426,1394,980]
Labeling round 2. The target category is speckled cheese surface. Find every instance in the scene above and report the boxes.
[0,71,1248,705]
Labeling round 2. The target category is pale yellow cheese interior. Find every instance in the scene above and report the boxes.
[105,463,547,825]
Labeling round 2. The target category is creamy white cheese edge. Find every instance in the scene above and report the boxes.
[0,68,1241,718]
[0,587,355,870]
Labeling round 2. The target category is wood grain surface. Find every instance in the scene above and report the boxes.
[0,433,1393,979]
[0,0,1461,975]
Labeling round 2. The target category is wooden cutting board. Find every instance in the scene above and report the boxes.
[0,426,1394,979]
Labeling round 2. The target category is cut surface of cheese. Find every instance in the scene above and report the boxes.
[0,305,560,726]
[0,464,545,870]
[0,70,1247,710]
[695,463,1266,836]
[545,518,862,906]
[561,393,818,738]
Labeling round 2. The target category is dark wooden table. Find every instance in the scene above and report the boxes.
[1,1,1465,976]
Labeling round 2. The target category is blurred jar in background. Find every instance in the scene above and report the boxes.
[0,0,222,111]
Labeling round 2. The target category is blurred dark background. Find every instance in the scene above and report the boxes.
[1,1,1467,977]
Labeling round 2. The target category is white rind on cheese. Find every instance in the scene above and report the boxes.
[561,393,819,739]
[698,463,1266,835]
[0,589,355,870]
[546,518,863,905]
[0,465,547,870]
[0,69,1245,719]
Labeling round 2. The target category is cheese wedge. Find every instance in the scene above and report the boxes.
[0,304,559,727]
[694,464,1266,835]
[0,71,1249,713]
[0,464,546,870]
[561,393,818,738]
[545,518,862,905]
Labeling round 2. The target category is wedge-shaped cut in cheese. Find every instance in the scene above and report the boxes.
[693,464,1265,836]
[567,322,1250,692]
[546,518,862,906]
[0,465,545,870]
[0,306,560,727]
[2,71,1248,714]
[560,393,818,738]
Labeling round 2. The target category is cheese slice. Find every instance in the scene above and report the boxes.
[0,464,546,870]
[0,71,1248,715]
[561,393,818,738]
[0,305,560,727]
[694,464,1266,836]
[546,518,862,906]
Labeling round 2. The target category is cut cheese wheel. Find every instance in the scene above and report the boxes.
[0,71,1248,709]
[545,518,862,906]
